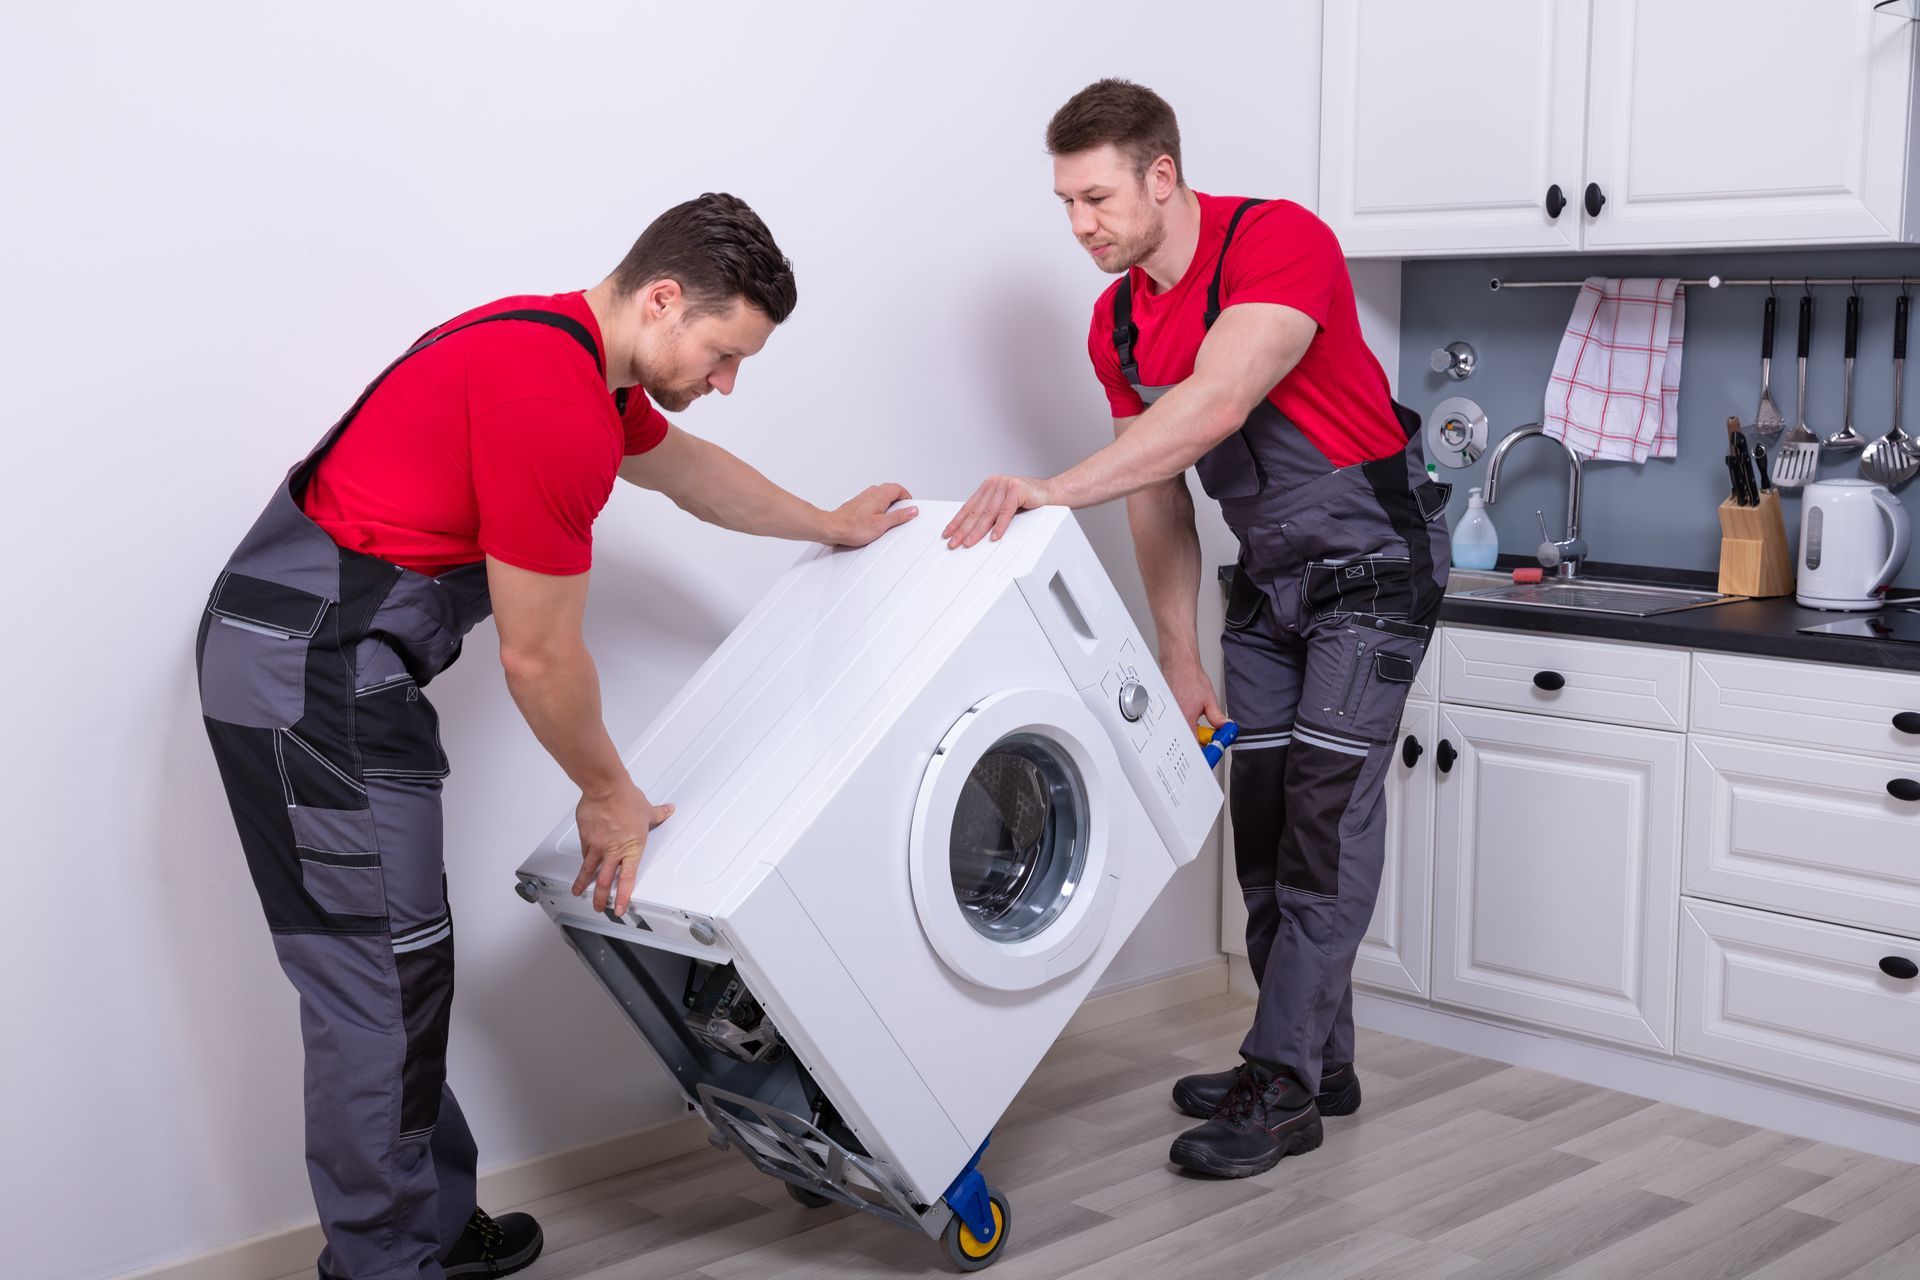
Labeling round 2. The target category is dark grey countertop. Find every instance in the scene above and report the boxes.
[1222,559,1920,675]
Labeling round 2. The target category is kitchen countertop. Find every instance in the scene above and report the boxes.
[1220,559,1920,675]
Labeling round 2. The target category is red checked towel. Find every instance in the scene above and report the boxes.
[1543,277,1686,463]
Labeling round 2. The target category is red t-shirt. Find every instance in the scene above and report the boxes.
[302,292,669,576]
[1087,194,1405,469]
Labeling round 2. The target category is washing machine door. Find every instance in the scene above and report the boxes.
[908,688,1122,993]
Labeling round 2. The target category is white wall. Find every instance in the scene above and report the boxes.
[0,3,1325,1274]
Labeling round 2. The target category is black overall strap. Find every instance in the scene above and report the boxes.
[1110,198,1268,382]
[335,308,608,431]
[1203,198,1267,331]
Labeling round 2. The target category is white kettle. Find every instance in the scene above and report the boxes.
[1797,479,1910,610]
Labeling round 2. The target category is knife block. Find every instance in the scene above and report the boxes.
[1717,492,1795,597]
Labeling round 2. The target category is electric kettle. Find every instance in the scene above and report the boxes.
[1797,479,1910,610]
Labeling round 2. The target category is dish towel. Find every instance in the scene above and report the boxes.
[1543,276,1686,463]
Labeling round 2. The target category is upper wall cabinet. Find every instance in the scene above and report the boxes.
[1320,0,1920,257]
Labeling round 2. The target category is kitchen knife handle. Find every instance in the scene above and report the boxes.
[1755,443,1772,492]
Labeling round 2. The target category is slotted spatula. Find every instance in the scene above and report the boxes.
[1771,295,1821,489]
[1863,292,1920,487]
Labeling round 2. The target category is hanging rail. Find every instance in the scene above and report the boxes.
[1489,275,1920,292]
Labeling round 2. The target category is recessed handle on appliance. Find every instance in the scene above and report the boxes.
[1401,734,1424,768]
[1046,571,1098,649]
[1889,778,1920,803]
[1435,739,1457,774]
[1584,182,1606,217]
[1894,711,1920,736]
[1881,956,1919,981]
[1867,487,1910,595]
[1545,185,1566,219]
[1532,671,1567,692]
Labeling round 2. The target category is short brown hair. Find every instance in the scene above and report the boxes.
[610,192,797,324]
[1045,79,1184,185]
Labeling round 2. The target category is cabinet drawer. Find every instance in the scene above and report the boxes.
[1678,899,1920,1114]
[1685,736,1920,940]
[1692,653,1920,764]
[1438,627,1688,731]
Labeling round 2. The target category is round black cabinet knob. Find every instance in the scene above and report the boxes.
[1546,184,1567,218]
[1436,739,1458,774]
[1585,182,1607,217]
[1533,671,1567,692]
[1893,711,1920,736]
[1402,735,1425,768]
[1888,778,1920,803]
[1880,956,1919,981]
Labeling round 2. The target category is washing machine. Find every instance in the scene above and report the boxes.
[514,501,1223,1270]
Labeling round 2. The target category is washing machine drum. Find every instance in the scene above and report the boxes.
[948,733,1089,942]
[909,689,1122,993]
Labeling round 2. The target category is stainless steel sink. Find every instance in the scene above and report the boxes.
[1448,575,1743,617]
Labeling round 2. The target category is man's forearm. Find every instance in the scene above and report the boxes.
[1050,380,1239,510]
[670,436,832,541]
[500,641,631,799]
[1127,478,1204,664]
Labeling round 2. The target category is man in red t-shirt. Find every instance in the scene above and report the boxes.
[946,82,1450,1179]
[197,194,913,1279]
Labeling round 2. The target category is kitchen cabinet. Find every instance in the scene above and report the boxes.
[1321,0,1920,256]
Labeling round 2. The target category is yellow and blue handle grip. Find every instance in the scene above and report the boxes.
[1197,720,1239,767]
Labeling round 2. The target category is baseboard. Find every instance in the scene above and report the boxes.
[117,957,1230,1279]
[1066,956,1231,1037]
[1354,991,1920,1165]
[113,1113,712,1280]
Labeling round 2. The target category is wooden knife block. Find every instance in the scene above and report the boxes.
[1716,492,1795,597]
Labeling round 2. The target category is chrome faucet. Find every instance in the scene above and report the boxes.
[1482,423,1587,578]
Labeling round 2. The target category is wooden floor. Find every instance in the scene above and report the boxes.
[289,994,1920,1280]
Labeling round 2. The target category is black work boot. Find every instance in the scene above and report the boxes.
[1171,1062,1363,1119]
[441,1207,544,1278]
[1169,1067,1324,1178]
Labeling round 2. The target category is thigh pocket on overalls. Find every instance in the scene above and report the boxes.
[289,805,387,918]
[196,573,329,729]
[1302,556,1414,622]
[1323,616,1430,742]
[354,675,451,779]
[1415,479,1453,523]
[1223,564,1268,632]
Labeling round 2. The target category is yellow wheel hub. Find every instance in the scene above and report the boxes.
[958,1202,1004,1259]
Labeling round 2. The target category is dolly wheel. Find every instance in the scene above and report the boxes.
[941,1187,1011,1271]
[785,1182,833,1209]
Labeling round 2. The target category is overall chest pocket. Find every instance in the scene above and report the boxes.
[1193,431,1266,501]
[196,572,330,729]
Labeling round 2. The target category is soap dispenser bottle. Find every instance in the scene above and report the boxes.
[1452,487,1500,571]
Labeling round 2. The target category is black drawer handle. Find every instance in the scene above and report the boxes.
[1881,956,1919,981]
[1436,739,1457,774]
[1533,671,1567,692]
[1585,181,1607,217]
[1894,711,1920,736]
[1545,184,1566,218]
[1402,734,1425,769]
[1889,778,1920,803]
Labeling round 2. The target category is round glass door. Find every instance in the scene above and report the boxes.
[947,732,1089,942]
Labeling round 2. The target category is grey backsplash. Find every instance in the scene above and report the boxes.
[1397,248,1920,591]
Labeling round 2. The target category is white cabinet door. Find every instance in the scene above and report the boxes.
[1583,0,1918,250]
[1678,898,1920,1114]
[1355,700,1438,996]
[1319,0,1590,257]
[1683,735,1920,941]
[1220,704,1436,1001]
[1433,705,1684,1050]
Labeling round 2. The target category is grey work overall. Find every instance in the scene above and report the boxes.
[1112,201,1451,1091]
[196,310,614,1279]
